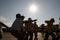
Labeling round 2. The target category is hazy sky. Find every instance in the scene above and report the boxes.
[0,0,60,27]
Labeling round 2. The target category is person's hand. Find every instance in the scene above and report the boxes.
[34,19,37,21]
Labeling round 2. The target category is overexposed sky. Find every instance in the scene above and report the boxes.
[0,0,60,26]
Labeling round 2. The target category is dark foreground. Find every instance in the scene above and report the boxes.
[0,32,52,40]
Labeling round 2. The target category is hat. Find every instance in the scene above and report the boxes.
[16,13,21,18]
[21,15,25,19]
[50,18,55,22]
[28,18,32,21]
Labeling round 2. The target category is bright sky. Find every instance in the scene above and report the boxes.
[0,0,60,27]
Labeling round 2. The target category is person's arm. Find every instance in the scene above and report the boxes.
[23,19,37,23]
[0,22,9,28]
[23,20,28,23]
[31,19,37,22]
[32,19,37,22]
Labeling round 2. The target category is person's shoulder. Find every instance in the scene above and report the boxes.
[0,22,3,24]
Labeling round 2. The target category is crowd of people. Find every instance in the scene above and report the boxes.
[0,13,60,40]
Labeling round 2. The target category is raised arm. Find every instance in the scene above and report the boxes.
[31,19,37,22]
[23,19,37,23]
[0,22,9,28]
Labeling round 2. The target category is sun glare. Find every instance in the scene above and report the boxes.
[29,4,38,13]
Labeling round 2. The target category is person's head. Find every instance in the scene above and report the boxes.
[41,24,44,26]
[50,18,55,23]
[34,22,36,24]
[16,13,21,18]
[28,18,32,21]
[21,15,25,20]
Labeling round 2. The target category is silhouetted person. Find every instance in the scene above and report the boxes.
[56,18,60,40]
[56,29,60,40]
[10,14,25,40]
[44,18,56,40]
[33,22,38,40]
[0,22,8,39]
[24,18,37,40]
[40,24,45,37]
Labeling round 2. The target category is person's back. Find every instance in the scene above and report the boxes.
[24,18,37,40]
[45,18,55,32]
[25,21,34,32]
[44,18,56,40]
[33,22,38,40]
[33,22,38,32]
[45,23,54,32]
[25,18,36,32]
[11,18,22,32]
[10,14,25,40]
[40,24,45,32]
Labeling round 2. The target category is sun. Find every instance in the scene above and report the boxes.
[29,4,38,13]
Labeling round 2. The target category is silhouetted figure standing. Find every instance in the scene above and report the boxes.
[10,14,25,40]
[33,22,38,40]
[56,29,60,40]
[24,18,37,40]
[56,18,60,40]
[44,18,56,40]
[40,24,45,37]
[0,22,8,39]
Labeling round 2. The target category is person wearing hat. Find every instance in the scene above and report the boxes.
[44,18,56,40]
[24,18,37,40]
[10,13,25,40]
[0,13,25,40]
